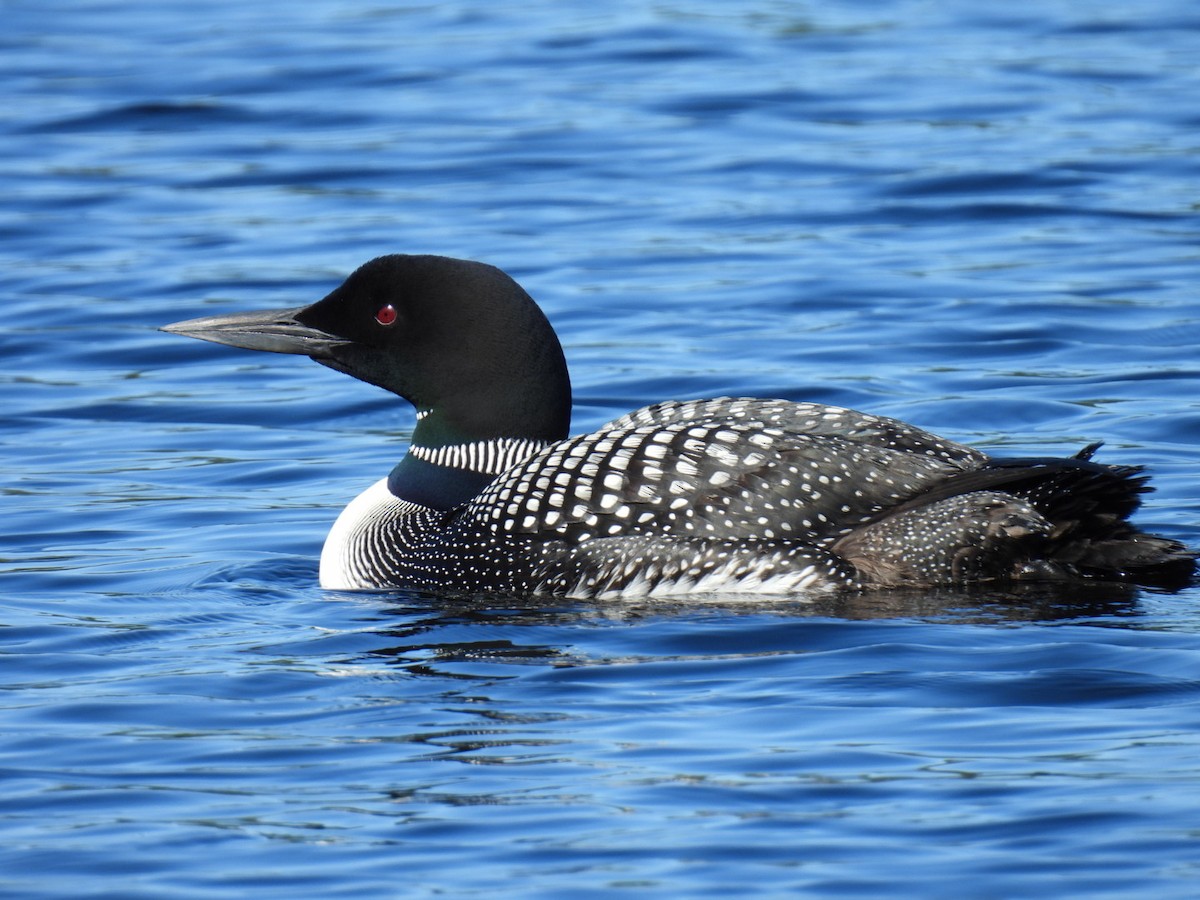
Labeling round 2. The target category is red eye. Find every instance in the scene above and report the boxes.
[375,304,397,326]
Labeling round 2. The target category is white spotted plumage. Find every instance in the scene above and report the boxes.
[320,397,997,597]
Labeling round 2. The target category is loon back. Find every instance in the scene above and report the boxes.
[162,254,1197,598]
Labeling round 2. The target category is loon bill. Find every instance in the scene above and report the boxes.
[162,254,1196,598]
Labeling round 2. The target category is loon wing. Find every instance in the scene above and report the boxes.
[461,403,983,546]
[603,398,988,463]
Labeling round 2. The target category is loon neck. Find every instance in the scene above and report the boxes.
[387,409,556,510]
[387,454,499,510]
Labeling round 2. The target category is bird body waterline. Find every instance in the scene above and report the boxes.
[162,254,1196,598]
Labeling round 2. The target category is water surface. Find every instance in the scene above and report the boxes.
[3,1,1200,897]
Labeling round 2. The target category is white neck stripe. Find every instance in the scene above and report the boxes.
[410,438,546,475]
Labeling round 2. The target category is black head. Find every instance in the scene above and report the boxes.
[163,254,572,446]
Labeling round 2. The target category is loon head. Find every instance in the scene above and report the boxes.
[163,254,573,449]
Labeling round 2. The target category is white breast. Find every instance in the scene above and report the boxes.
[319,477,425,590]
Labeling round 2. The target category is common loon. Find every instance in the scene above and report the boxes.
[163,254,1196,598]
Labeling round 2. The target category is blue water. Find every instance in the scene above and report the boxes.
[4,1,1200,896]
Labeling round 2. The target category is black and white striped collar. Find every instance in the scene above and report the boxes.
[408,437,548,476]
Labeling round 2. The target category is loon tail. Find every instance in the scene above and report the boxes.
[835,446,1197,590]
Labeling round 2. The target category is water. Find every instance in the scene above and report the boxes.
[3,1,1200,896]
